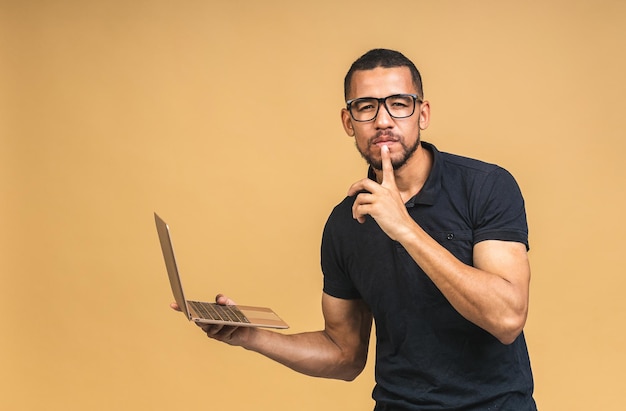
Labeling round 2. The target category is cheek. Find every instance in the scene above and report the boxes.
[399,124,420,141]
[354,134,371,152]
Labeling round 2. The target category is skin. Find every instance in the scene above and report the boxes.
[171,66,531,381]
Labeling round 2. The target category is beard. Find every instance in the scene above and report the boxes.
[356,129,421,171]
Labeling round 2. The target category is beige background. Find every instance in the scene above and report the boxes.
[2,1,625,410]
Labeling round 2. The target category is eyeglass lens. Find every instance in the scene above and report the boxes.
[349,95,417,122]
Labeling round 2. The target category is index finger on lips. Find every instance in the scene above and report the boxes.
[380,145,397,189]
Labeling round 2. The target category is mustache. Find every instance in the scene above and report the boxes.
[370,131,401,145]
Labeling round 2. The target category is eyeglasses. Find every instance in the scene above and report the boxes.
[346,94,421,122]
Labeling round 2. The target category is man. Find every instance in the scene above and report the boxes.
[172,49,536,410]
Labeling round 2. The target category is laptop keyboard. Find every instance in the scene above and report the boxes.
[188,301,250,324]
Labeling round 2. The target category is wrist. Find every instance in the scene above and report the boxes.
[393,219,421,244]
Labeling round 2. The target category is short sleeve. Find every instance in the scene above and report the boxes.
[320,204,362,299]
[472,167,529,250]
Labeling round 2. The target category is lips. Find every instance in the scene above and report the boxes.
[371,137,399,147]
[371,132,400,147]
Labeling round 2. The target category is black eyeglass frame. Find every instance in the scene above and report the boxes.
[346,93,422,122]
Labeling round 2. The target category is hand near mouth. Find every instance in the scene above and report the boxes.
[347,145,415,241]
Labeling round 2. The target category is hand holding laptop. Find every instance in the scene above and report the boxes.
[170,294,254,345]
[170,293,236,311]
[155,213,289,329]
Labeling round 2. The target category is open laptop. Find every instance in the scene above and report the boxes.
[154,212,289,329]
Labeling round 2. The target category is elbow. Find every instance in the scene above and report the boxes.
[341,373,361,382]
[312,346,368,381]
[332,349,368,381]
[337,358,367,381]
[493,312,527,345]
[496,329,522,346]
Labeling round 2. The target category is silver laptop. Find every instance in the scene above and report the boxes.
[155,212,289,329]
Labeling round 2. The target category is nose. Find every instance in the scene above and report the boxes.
[374,102,394,128]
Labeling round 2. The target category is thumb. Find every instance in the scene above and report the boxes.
[215,294,237,306]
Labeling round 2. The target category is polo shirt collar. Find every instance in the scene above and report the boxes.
[366,140,442,207]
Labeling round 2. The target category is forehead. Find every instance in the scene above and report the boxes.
[348,66,415,99]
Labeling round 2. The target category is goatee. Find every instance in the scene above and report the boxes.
[357,130,421,171]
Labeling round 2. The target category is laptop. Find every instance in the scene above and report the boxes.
[154,212,289,329]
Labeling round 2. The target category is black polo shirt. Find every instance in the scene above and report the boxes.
[321,141,535,410]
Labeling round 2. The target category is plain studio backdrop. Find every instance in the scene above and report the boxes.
[2,1,625,410]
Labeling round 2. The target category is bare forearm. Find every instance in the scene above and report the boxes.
[242,328,366,381]
[197,294,372,380]
[398,224,530,344]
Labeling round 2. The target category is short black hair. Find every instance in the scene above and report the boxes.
[343,49,424,101]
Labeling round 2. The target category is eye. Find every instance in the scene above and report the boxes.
[387,96,412,108]
[353,99,377,112]
[390,101,409,108]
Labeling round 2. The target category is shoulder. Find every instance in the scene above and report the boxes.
[434,144,502,176]
[425,142,520,192]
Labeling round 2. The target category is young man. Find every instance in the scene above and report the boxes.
[172,49,536,410]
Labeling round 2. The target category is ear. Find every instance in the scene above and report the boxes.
[418,100,431,130]
[341,108,355,136]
